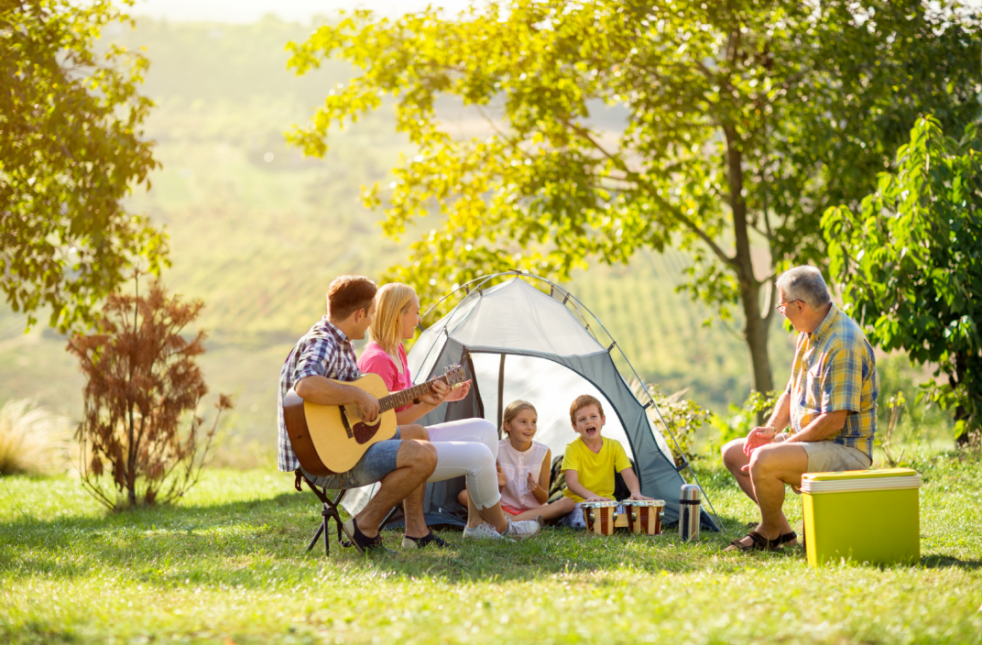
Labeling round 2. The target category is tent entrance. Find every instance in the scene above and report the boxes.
[467,351,641,462]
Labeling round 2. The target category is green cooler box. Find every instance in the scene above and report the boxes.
[801,468,921,567]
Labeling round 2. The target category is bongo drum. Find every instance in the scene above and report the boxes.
[614,503,630,529]
[627,499,665,535]
[583,501,618,536]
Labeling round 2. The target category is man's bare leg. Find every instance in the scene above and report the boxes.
[724,436,802,547]
[354,439,437,538]
[721,438,757,502]
[750,442,807,536]
[728,442,805,548]
[397,424,431,539]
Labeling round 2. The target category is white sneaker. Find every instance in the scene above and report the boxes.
[462,522,511,540]
[503,518,540,540]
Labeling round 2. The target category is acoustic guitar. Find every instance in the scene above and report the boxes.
[283,365,466,476]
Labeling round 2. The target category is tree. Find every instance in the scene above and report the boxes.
[0,0,167,332]
[286,0,979,396]
[67,278,232,509]
[823,115,982,447]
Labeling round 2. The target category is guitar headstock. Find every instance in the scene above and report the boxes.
[442,364,466,386]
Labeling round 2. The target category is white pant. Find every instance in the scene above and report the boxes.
[424,418,500,510]
[338,417,501,517]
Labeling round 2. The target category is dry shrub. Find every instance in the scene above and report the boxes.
[0,399,73,476]
[66,278,233,510]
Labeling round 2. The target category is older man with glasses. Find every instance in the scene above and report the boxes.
[721,266,879,552]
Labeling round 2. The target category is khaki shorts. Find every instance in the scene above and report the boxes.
[798,440,871,473]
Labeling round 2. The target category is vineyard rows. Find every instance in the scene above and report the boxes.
[569,255,795,409]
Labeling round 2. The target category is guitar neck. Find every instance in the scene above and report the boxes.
[379,376,448,412]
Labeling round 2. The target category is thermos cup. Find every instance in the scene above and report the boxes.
[679,484,701,541]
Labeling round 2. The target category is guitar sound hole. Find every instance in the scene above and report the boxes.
[352,420,381,445]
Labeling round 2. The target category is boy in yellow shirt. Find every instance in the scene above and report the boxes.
[562,395,651,527]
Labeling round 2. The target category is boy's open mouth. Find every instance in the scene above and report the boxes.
[585,425,597,434]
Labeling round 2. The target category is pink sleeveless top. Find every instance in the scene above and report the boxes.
[357,341,413,411]
[498,440,549,511]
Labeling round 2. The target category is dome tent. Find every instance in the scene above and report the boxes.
[343,272,721,532]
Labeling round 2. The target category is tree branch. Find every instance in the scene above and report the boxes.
[559,117,736,267]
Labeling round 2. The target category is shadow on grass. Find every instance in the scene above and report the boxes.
[921,554,982,570]
[0,491,312,579]
[0,488,776,587]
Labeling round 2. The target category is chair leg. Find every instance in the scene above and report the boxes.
[335,509,348,547]
[379,504,400,531]
[306,519,326,553]
[323,507,331,556]
[294,470,352,557]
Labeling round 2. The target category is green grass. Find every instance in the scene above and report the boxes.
[1,448,980,644]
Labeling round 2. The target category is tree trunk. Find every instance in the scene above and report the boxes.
[951,351,979,448]
[742,281,774,395]
[127,399,137,507]
[724,124,774,403]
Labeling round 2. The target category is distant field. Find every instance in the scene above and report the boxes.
[0,18,796,452]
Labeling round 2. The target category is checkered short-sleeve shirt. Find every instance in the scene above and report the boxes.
[785,304,879,458]
[277,317,360,472]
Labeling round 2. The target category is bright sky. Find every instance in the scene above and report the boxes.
[133,0,476,22]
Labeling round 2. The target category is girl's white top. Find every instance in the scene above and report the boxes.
[498,439,549,511]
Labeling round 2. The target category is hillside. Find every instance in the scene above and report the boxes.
[0,18,795,454]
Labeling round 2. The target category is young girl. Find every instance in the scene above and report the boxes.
[459,400,576,523]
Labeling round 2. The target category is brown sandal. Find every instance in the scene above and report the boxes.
[725,530,780,552]
[776,531,798,548]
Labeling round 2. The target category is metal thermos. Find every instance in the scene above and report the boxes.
[679,484,701,541]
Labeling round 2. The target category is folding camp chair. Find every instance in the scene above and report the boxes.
[293,470,350,556]
[293,470,400,556]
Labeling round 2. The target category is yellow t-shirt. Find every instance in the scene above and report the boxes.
[562,437,632,503]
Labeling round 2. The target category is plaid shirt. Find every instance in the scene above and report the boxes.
[277,317,360,472]
[785,304,878,458]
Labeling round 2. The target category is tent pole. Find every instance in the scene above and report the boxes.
[645,398,726,535]
[496,354,506,439]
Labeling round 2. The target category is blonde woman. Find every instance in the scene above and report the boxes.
[358,283,541,544]
[359,283,468,424]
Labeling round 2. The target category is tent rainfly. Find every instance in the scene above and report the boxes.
[343,273,721,532]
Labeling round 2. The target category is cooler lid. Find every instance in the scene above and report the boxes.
[801,468,921,494]
[803,468,917,482]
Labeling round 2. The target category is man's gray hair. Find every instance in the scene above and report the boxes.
[776,266,832,309]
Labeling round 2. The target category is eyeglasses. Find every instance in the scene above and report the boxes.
[775,300,801,314]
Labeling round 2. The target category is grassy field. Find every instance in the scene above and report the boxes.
[1,445,979,644]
